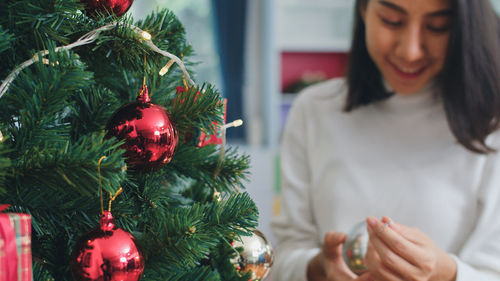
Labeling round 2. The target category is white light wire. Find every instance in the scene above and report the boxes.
[0,21,195,99]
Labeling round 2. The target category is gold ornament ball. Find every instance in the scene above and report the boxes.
[231,229,274,280]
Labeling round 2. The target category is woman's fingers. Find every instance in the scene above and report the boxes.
[323,231,346,258]
[380,216,421,244]
[322,231,358,280]
[366,217,422,266]
[366,225,421,280]
[355,272,374,281]
[365,241,406,281]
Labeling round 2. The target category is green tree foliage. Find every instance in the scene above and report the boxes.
[0,1,258,280]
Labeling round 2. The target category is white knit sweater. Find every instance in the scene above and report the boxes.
[272,78,500,281]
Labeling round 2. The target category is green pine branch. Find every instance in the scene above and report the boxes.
[211,241,253,281]
[0,3,260,280]
[0,141,11,194]
[138,193,258,277]
[68,86,121,140]
[146,265,221,281]
[33,260,54,281]
[0,26,14,55]
[0,0,83,64]
[136,8,190,61]
[170,83,224,136]
[1,47,92,151]
[171,145,249,193]
[12,133,125,199]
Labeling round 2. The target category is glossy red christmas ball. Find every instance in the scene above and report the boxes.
[70,211,145,281]
[81,0,134,17]
[107,85,178,170]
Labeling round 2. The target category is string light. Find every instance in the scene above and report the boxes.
[159,59,175,76]
[213,118,244,181]
[213,189,222,202]
[41,58,59,66]
[222,119,243,130]
[141,31,152,41]
[0,22,195,99]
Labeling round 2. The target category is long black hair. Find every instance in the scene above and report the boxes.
[344,0,500,153]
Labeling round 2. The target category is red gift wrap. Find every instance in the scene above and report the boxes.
[175,86,227,147]
[197,99,227,147]
[0,205,32,281]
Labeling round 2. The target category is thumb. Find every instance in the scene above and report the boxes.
[323,231,346,259]
[356,272,374,281]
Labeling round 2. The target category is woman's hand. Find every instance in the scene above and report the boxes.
[364,217,457,281]
[307,231,374,281]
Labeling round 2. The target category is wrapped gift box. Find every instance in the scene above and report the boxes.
[176,86,228,147]
[197,99,227,147]
[0,205,32,281]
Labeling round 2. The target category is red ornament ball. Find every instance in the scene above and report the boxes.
[70,211,145,281]
[81,0,134,17]
[107,86,178,170]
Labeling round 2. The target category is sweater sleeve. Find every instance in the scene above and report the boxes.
[271,92,321,281]
[452,136,500,281]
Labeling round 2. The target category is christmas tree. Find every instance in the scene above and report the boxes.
[0,0,264,280]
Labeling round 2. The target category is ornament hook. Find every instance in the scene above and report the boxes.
[108,187,123,212]
[143,54,147,88]
[97,156,107,213]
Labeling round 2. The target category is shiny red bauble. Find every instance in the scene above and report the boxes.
[107,86,178,170]
[81,0,134,17]
[70,211,145,281]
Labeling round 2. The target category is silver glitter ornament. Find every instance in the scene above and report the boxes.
[343,221,369,274]
[231,229,274,280]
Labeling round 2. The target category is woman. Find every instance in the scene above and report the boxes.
[272,0,500,281]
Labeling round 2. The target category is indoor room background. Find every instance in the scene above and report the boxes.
[130,1,500,280]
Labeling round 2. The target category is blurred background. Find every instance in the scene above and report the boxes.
[130,0,500,277]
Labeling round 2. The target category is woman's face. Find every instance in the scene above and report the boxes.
[362,0,452,94]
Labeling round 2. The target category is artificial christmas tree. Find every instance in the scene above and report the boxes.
[0,1,261,280]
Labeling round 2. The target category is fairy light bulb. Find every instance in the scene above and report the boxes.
[141,31,152,41]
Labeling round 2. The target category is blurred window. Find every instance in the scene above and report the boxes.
[131,0,221,87]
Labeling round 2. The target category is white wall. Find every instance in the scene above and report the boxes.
[492,0,500,13]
